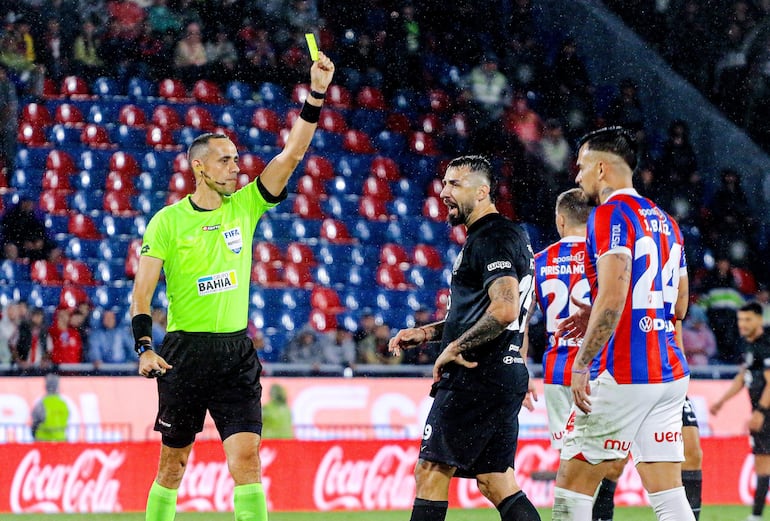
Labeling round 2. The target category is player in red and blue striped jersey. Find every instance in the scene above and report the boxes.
[552,127,694,521]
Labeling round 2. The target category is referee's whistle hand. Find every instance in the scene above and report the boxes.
[138,351,172,379]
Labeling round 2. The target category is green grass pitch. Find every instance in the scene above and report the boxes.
[0,506,751,520]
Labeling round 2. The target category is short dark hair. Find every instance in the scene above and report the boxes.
[739,302,764,316]
[556,188,592,225]
[188,132,229,161]
[446,155,498,202]
[577,126,638,171]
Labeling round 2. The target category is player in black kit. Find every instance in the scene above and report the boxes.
[389,156,540,521]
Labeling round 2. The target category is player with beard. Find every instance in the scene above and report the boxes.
[389,155,540,521]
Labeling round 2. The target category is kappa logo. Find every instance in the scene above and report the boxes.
[140,244,150,254]
[202,224,221,231]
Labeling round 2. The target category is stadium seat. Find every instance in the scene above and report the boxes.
[87,103,114,125]
[418,113,443,134]
[358,196,389,221]
[49,124,82,148]
[185,105,216,131]
[449,225,467,245]
[304,155,335,180]
[423,196,448,222]
[239,153,265,179]
[373,130,406,156]
[412,243,444,270]
[17,122,48,146]
[251,262,284,287]
[68,213,102,239]
[319,109,348,133]
[409,131,439,156]
[60,75,90,98]
[39,190,70,215]
[92,76,120,97]
[342,129,375,154]
[41,170,71,192]
[296,174,325,197]
[310,286,343,312]
[105,171,137,194]
[96,237,131,261]
[258,82,288,108]
[386,112,411,134]
[356,86,386,110]
[0,259,29,284]
[291,83,311,103]
[320,218,354,244]
[22,103,52,126]
[251,107,282,133]
[435,287,450,312]
[192,79,225,104]
[123,238,142,279]
[54,103,85,125]
[42,77,59,99]
[168,171,195,194]
[323,194,358,220]
[108,151,140,177]
[31,260,63,285]
[426,178,444,198]
[59,284,92,309]
[81,124,113,148]
[10,168,38,191]
[158,78,189,100]
[112,124,146,149]
[103,190,136,215]
[362,176,393,201]
[375,264,409,289]
[218,106,250,128]
[325,84,351,110]
[283,262,315,288]
[293,193,325,219]
[225,81,253,104]
[62,259,97,286]
[146,126,178,149]
[733,267,758,295]
[407,266,444,289]
[43,151,75,177]
[253,242,283,266]
[152,105,182,130]
[370,156,401,181]
[429,89,451,113]
[127,76,154,99]
[309,308,337,332]
[286,242,316,265]
[380,243,410,268]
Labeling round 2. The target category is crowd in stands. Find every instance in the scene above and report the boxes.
[0,0,768,371]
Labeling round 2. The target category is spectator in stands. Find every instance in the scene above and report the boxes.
[387,2,423,91]
[699,256,745,363]
[146,0,182,36]
[103,0,146,65]
[286,0,319,35]
[664,0,715,89]
[282,325,325,367]
[262,383,293,439]
[0,21,44,94]
[546,37,594,139]
[136,21,169,80]
[713,21,749,123]
[38,18,68,82]
[206,25,238,84]
[322,324,357,369]
[14,306,49,369]
[353,308,377,345]
[635,162,667,210]
[537,118,571,181]
[72,18,106,83]
[657,119,698,190]
[1,197,56,262]
[605,78,645,132]
[151,307,167,346]
[88,309,134,368]
[47,306,84,365]
[239,21,277,76]
[402,307,439,365]
[757,285,770,327]
[461,51,512,153]
[0,301,22,364]
[503,92,543,152]
[0,63,18,172]
[173,22,208,87]
[682,305,717,367]
[706,168,754,252]
[70,303,91,353]
[359,323,402,364]
[31,373,69,442]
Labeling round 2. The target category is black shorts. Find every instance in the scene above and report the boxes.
[420,388,524,478]
[682,396,699,428]
[154,329,262,446]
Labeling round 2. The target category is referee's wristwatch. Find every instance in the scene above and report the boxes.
[134,339,154,356]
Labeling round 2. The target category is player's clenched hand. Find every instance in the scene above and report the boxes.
[556,296,591,340]
[310,52,335,92]
[138,350,172,379]
[432,343,478,383]
[523,378,538,412]
[388,327,425,356]
[570,366,591,413]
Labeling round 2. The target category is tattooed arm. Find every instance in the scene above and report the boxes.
[571,252,631,412]
[431,276,520,382]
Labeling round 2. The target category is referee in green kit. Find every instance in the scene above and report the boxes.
[129,53,335,521]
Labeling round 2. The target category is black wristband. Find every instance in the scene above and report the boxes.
[759,407,770,414]
[131,313,153,342]
[299,101,321,123]
[135,338,154,356]
[309,89,326,100]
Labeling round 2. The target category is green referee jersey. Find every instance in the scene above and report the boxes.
[140,180,282,333]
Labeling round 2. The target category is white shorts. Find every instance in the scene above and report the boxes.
[561,371,688,464]
[544,384,573,450]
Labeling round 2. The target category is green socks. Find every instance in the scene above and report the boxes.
[234,482,268,521]
[146,481,178,521]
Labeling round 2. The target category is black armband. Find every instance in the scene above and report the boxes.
[299,101,321,123]
[759,406,770,415]
[131,313,153,342]
[309,89,326,100]
[135,338,154,356]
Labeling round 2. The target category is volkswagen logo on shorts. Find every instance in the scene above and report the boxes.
[638,316,654,332]
[503,355,514,364]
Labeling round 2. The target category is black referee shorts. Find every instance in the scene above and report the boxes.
[154,329,263,447]
[420,387,525,478]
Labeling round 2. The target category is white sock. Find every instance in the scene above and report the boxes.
[552,486,593,521]
[647,486,695,521]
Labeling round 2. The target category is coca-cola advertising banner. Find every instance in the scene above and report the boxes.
[0,376,750,442]
[0,437,758,513]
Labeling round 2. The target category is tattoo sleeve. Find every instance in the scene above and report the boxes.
[453,277,518,352]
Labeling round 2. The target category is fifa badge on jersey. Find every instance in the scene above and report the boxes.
[223,227,243,254]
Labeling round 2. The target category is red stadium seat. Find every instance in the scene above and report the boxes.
[304,155,335,180]
[293,193,325,219]
[286,242,316,265]
[283,262,314,288]
[152,105,182,130]
[41,170,71,191]
[185,106,215,131]
[173,153,192,175]
[59,285,91,308]
[192,79,224,104]
[43,77,58,98]
[39,190,70,215]
[320,218,355,244]
[370,156,400,181]
[319,109,347,133]
[356,86,386,110]
[732,267,758,295]
[31,260,63,285]
[426,178,444,198]
[158,78,188,100]
[251,262,284,287]
[386,112,411,134]
[449,112,469,137]
[291,83,311,103]
[214,126,241,149]
[22,103,52,126]
[119,104,147,127]
[423,196,448,222]
[62,260,97,286]
[103,190,136,215]
[81,124,113,148]
[253,242,283,266]
[109,151,140,177]
[362,175,393,201]
[380,243,410,268]
[325,85,351,110]
[412,244,443,269]
[409,131,439,156]
[429,89,451,113]
[105,171,137,194]
[168,171,195,193]
[358,196,389,221]
[239,154,266,180]
[60,75,90,98]
[17,122,48,146]
[166,192,186,205]
[124,239,143,279]
[375,264,409,289]
[68,213,102,239]
[418,113,443,134]
[251,108,282,133]
[343,129,375,154]
[449,225,467,245]
[296,175,325,197]
[46,150,76,175]
[309,308,337,332]
[310,286,343,312]
[146,126,178,149]
[436,288,450,311]
[284,108,300,128]
[55,103,85,125]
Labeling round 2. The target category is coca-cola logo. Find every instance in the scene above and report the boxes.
[313,444,417,510]
[10,449,123,513]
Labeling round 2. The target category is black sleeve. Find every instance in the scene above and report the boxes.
[470,231,522,290]
[256,176,288,204]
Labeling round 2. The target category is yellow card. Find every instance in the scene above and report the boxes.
[305,33,319,61]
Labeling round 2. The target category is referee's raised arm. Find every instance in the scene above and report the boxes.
[259,52,335,197]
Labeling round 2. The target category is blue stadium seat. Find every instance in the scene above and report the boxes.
[374,130,406,157]
[65,237,101,260]
[152,283,168,308]
[326,176,364,197]
[91,259,124,283]
[225,81,253,104]
[242,127,278,150]
[98,214,135,238]
[335,154,373,179]
[87,103,116,125]
[112,125,147,150]
[388,197,420,219]
[10,168,41,191]
[336,312,360,335]
[28,285,62,310]
[79,149,112,172]
[70,190,105,213]
[218,106,251,128]
[416,219,450,246]
[340,287,375,311]
[323,194,359,220]
[348,263,375,286]
[141,150,175,177]
[375,307,412,330]
[49,124,82,147]
[406,289,436,312]
[350,108,386,136]
[15,147,49,170]
[0,260,30,283]
[91,285,133,309]
[44,213,69,234]
[92,77,121,98]
[350,219,389,244]
[134,192,167,214]
[383,220,407,244]
[311,130,343,152]
[407,266,444,289]
[258,82,288,109]
[97,237,131,261]
[313,263,353,287]
[127,76,155,99]
[289,218,322,241]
